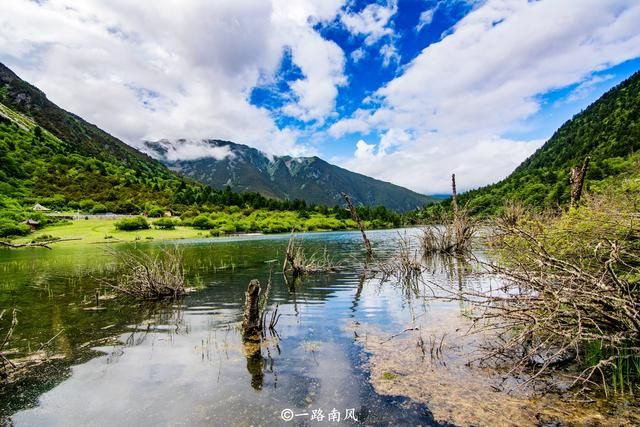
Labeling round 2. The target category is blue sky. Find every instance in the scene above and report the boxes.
[1,0,639,193]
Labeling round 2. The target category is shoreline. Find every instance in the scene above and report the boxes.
[2,218,408,248]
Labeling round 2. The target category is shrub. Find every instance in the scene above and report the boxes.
[105,246,185,300]
[192,214,214,229]
[114,216,150,231]
[148,207,164,218]
[154,218,177,230]
[0,220,30,238]
[79,199,95,212]
[91,203,108,214]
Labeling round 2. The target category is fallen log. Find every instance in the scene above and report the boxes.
[0,237,82,250]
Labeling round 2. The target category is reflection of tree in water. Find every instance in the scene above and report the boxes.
[243,341,264,390]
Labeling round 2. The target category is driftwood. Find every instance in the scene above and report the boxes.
[241,280,262,341]
[570,156,590,208]
[341,192,373,257]
[0,237,82,250]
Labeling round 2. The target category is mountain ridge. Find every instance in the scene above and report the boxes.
[143,138,436,211]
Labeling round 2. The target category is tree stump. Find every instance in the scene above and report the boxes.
[241,279,262,341]
[570,156,590,208]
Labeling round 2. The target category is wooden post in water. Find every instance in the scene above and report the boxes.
[242,280,262,341]
[341,192,373,257]
[570,156,590,208]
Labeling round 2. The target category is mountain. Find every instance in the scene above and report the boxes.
[446,70,640,216]
[0,63,311,215]
[143,139,436,211]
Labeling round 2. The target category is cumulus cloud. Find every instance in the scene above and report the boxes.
[340,1,398,45]
[344,134,544,194]
[0,0,346,156]
[350,47,366,63]
[335,0,640,193]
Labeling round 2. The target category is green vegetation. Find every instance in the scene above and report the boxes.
[184,209,368,235]
[0,62,404,243]
[421,70,640,218]
[153,218,177,230]
[114,217,150,231]
[484,178,640,394]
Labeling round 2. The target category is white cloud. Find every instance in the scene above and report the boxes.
[0,0,347,156]
[350,47,366,63]
[379,43,400,67]
[334,0,640,193]
[340,1,398,45]
[150,140,235,162]
[328,108,372,138]
[567,74,615,103]
[343,134,544,194]
[416,9,435,32]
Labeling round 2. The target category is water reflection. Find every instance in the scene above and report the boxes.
[2,230,465,425]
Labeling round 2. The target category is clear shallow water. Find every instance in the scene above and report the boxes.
[0,229,486,426]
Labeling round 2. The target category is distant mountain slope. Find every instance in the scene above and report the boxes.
[451,70,640,215]
[143,139,436,211]
[0,63,304,215]
[0,63,174,179]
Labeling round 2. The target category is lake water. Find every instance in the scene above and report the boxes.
[1,229,621,426]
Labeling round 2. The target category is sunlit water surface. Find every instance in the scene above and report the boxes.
[0,229,490,426]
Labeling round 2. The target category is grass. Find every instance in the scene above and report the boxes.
[382,372,398,380]
[10,218,207,245]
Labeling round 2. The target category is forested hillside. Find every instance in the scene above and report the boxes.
[434,70,640,216]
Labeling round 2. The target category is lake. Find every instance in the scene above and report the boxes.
[0,229,632,426]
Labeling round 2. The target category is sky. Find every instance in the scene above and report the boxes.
[1,0,639,194]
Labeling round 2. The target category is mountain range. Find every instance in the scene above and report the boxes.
[143,139,435,211]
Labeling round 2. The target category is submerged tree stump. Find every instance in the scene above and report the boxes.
[241,279,262,341]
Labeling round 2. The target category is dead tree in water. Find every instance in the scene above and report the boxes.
[242,280,262,341]
[341,192,373,257]
[282,233,338,280]
[451,173,459,216]
[0,309,18,379]
[420,173,474,256]
[570,156,591,208]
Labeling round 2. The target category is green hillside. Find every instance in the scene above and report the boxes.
[436,70,640,216]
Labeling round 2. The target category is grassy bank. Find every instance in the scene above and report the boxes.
[5,208,393,246]
[9,219,206,245]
